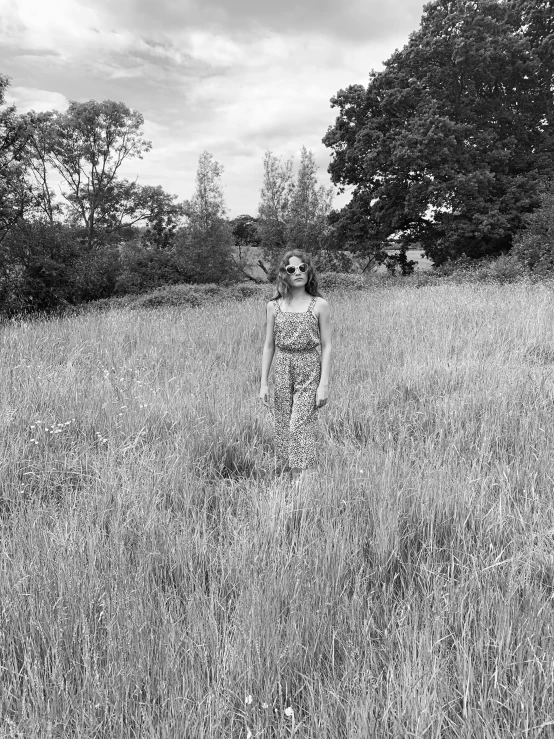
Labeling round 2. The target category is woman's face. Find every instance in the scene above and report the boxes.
[286,256,308,288]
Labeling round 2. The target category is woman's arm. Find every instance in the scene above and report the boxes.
[316,299,331,407]
[259,301,276,405]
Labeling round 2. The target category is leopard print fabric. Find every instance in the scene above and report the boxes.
[272,296,321,470]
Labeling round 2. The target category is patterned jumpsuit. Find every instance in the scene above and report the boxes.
[273,296,321,470]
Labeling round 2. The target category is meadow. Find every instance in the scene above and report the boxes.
[1,280,554,738]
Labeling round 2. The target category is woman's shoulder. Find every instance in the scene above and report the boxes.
[266,299,278,312]
[312,295,329,314]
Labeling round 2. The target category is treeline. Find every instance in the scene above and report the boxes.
[0,77,340,315]
[1,0,554,315]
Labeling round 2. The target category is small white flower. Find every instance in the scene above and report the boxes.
[284,707,294,718]
[245,695,253,705]
[261,702,268,709]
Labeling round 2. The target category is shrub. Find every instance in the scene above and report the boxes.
[0,221,82,315]
[127,283,270,310]
[315,250,357,272]
[174,220,240,284]
[73,242,122,302]
[511,184,554,276]
[435,254,527,284]
[318,272,368,291]
[114,241,193,295]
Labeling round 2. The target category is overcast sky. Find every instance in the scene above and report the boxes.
[0,0,427,217]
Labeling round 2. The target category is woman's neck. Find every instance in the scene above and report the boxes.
[287,286,309,301]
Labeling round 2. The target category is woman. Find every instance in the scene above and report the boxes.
[259,250,331,483]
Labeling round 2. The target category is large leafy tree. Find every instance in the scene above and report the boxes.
[323,0,554,264]
[0,75,33,244]
[43,100,152,246]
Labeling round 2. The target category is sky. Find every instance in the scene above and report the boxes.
[0,0,427,217]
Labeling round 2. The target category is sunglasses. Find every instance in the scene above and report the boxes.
[285,263,308,275]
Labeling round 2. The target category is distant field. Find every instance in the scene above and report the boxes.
[405,248,433,270]
[374,249,434,273]
[1,281,554,736]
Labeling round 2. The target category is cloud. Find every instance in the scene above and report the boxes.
[4,86,69,113]
[108,0,425,43]
[0,0,428,214]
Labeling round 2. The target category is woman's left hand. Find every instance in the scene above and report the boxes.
[316,384,329,409]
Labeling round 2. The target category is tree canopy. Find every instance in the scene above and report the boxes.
[257,147,334,269]
[42,100,152,246]
[323,0,554,264]
[0,75,33,244]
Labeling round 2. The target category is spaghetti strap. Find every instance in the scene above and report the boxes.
[273,299,281,313]
[308,297,317,314]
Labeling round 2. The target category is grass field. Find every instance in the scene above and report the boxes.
[2,281,554,738]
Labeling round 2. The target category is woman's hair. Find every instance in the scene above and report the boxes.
[271,250,323,301]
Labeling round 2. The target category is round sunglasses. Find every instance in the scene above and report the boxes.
[285,263,308,275]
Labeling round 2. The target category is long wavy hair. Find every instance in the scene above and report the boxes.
[271,250,323,302]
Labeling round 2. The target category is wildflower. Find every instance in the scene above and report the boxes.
[245,695,253,706]
[261,702,268,709]
[284,707,294,718]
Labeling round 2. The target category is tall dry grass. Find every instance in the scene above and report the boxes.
[1,282,554,738]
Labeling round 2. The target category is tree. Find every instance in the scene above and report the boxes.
[230,214,261,249]
[287,146,334,253]
[141,185,185,250]
[229,214,263,282]
[44,100,152,247]
[323,0,554,265]
[257,151,295,267]
[257,148,334,271]
[23,111,61,225]
[177,151,237,283]
[0,75,33,244]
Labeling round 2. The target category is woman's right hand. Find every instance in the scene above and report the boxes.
[259,384,270,407]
